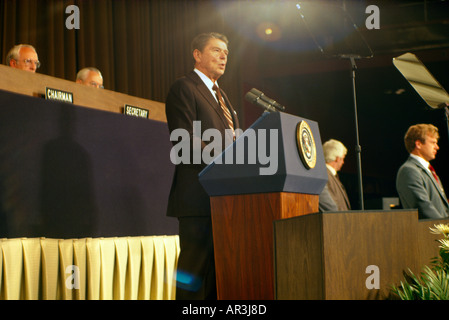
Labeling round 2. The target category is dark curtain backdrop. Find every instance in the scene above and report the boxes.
[2,0,449,210]
[0,0,247,116]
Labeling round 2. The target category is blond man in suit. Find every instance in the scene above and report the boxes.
[396,124,448,219]
[319,139,351,211]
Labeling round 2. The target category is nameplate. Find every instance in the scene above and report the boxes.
[45,87,74,104]
[124,104,149,119]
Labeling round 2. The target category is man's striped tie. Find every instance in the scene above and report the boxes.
[213,84,234,131]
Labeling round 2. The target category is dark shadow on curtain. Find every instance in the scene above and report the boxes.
[39,104,98,238]
[0,173,8,237]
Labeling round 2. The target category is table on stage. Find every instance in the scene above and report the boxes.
[0,66,179,300]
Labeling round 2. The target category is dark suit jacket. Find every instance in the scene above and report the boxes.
[318,184,338,212]
[396,156,449,219]
[324,168,351,211]
[165,71,240,218]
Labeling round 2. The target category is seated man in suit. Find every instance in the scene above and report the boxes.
[76,67,104,89]
[6,44,40,73]
[319,139,351,211]
[396,123,449,219]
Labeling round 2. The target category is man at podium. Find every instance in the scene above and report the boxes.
[165,32,240,300]
[396,124,449,219]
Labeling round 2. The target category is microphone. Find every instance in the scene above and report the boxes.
[249,88,286,112]
[245,91,278,113]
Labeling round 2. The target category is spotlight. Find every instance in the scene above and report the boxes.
[256,22,281,41]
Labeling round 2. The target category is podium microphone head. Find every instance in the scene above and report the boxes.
[248,88,286,112]
[249,88,264,97]
[244,91,277,113]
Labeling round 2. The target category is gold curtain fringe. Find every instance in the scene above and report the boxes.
[0,235,180,300]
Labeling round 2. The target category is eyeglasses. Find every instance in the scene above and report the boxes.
[89,82,104,89]
[17,59,41,69]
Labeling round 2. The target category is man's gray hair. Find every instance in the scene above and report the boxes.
[322,139,347,163]
[76,67,103,81]
[5,44,37,65]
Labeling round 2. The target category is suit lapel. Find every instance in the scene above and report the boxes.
[187,71,232,130]
[409,157,448,205]
[327,168,350,209]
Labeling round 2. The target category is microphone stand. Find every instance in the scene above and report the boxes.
[445,106,449,144]
[296,3,372,210]
[348,56,364,210]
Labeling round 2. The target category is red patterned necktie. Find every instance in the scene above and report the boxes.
[429,164,440,184]
[212,84,234,132]
[429,164,448,200]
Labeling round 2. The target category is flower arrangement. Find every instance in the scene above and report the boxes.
[391,223,449,300]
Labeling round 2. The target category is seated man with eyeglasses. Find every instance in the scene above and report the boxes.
[76,67,104,89]
[6,44,40,73]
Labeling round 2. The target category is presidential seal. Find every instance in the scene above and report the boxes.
[296,120,316,169]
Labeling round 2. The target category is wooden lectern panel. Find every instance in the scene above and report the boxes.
[321,211,418,300]
[210,192,318,300]
[274,210,449,300]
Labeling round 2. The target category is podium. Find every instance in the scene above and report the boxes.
[199,112,327,300]
[274,210,449,300]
